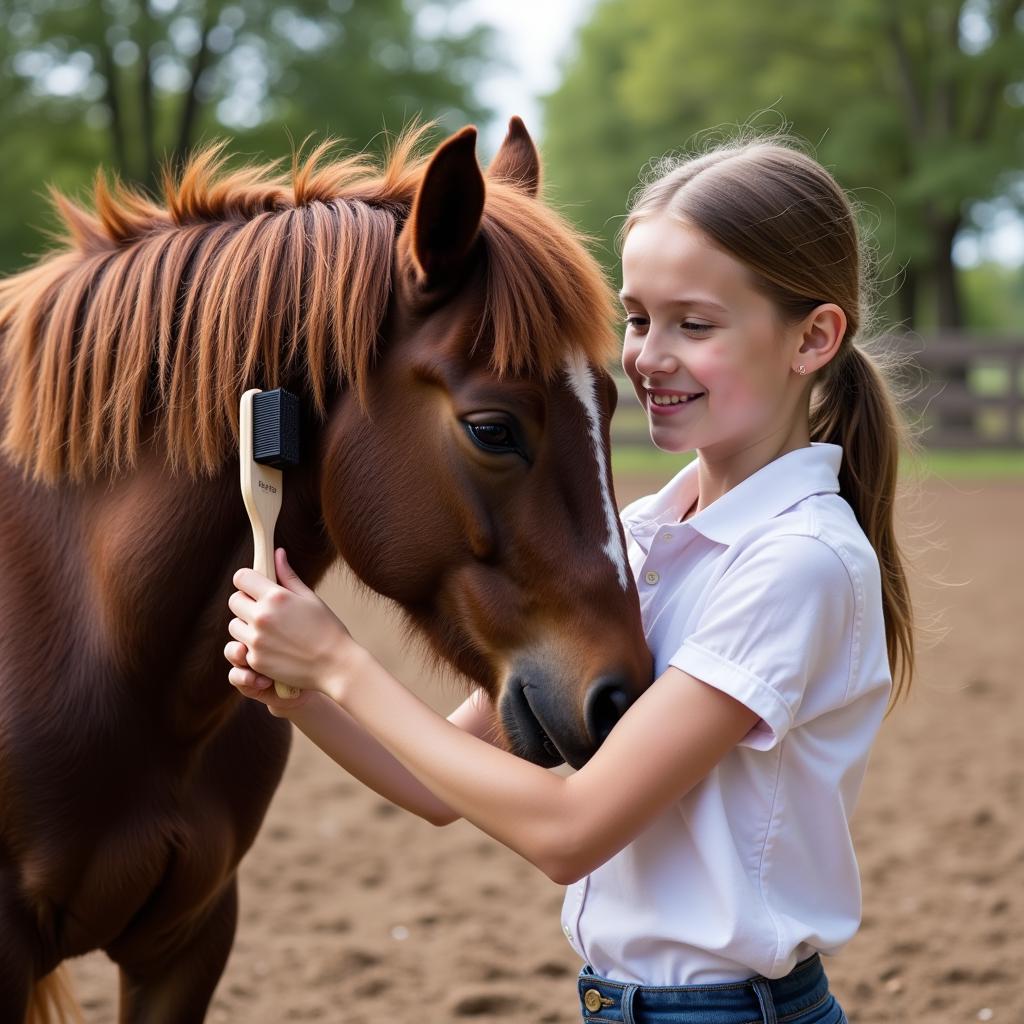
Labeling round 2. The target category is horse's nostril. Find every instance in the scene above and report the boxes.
[584,677,633,746]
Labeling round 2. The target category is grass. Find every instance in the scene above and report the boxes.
[900,448,1024,480]
[611,447,694,478]
[611,445,1024,481]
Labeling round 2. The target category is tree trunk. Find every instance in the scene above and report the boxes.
[139,2,157,192]
[896,264,917,330]
[173,8,217,171]
[933,215,964,329]
[931,213,973,437]
[100,39,128,178]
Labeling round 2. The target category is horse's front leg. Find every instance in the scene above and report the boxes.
[111,876,238,1024]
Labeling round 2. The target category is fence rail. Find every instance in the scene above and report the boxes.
[610,333,1024,450]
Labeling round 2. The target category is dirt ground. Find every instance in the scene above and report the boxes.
[68,470,1022,1023]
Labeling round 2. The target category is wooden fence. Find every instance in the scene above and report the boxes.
[885,333,1023,448]
[610,333,1024,450]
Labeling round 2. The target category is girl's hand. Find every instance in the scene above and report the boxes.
[227,547,355,697]
[224,639,315,717]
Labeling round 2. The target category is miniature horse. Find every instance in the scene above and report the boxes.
[0,117,652,1021]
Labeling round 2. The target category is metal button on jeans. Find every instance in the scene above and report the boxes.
[583,988,604,1013]
[644,570,660,585]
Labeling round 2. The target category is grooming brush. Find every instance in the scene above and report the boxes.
[239,387,301,699]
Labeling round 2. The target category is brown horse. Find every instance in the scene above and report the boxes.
[0,117,652,1021]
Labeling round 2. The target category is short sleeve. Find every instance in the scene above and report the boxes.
[668,534,856,750]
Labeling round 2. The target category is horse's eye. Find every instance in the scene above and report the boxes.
[469,423,514,449]
[462,420,529,462]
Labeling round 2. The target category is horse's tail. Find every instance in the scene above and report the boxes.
[24,966,85,1024]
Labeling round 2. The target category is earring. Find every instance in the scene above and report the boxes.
[798,365,806,375]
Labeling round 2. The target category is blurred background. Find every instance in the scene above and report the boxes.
[2,0,1023,458]
[2,1,1021,1022]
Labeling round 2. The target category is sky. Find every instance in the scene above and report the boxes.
[455,0,1024,270]
[444,0,596,155]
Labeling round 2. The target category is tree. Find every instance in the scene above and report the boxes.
[0,0,497,272]
[541,0,1024,331]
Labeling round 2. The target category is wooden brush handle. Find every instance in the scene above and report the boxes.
[240,389,300,701]
[253,537,300,701]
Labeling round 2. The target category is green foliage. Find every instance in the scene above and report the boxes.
[542,0,1024,330]
[0,0,497,274]
[960,261,1024,331]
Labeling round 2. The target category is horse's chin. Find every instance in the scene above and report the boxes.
[498,678,586,770]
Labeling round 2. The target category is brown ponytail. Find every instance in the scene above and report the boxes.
[808,340,918,707]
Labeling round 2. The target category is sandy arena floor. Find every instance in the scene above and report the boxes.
[67,470,1022,1023]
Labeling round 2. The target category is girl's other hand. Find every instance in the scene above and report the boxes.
[224,639,315,717]
[228,547,354,696]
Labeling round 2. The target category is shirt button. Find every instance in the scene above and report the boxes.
[661,531,673,542]
[644,570,660,585]
[564,923,572,937]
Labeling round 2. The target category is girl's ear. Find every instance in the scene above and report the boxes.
[796,303,847,372]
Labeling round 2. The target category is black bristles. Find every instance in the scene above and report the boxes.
[252,388,300,468]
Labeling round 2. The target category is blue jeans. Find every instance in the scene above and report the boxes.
[577,953,848,1024]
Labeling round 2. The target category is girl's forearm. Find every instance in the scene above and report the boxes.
[324,651,572,880]
[288,692,461,827]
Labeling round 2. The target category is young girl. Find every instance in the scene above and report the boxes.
[225,131,916,1024]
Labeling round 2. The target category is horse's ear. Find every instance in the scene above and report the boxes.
[487,116,540,197]
[405,125,485,288]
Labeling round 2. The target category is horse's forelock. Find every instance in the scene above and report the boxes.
[473,180,620,385]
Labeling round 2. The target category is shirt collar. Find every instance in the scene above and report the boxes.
[623,442,843,549]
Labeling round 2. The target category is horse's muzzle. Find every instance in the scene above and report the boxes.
[499,669,635,770]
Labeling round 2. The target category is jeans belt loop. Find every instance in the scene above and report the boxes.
[751,977,778,1024]
[621,983,639,1024]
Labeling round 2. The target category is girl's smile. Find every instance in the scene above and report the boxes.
[645,387,706,413]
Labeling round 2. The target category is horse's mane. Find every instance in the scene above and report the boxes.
[0,120,618,484]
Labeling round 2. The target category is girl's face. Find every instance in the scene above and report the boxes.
[620,214,804,459]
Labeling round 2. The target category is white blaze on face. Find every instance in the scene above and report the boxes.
[562,351,629,591]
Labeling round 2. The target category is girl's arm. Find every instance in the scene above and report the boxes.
[228,550,758,884]
[302,687,499,828]
[226,643,498,828]
[323,648,758,884]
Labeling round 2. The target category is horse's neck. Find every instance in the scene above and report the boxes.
[77,436,334,726]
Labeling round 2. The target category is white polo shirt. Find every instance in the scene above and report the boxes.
[561,442,892,985]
